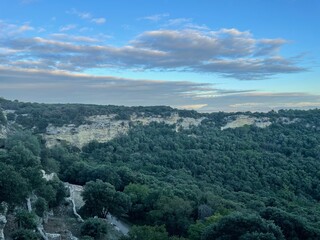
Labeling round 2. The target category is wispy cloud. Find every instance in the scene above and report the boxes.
[165,18,192,26]
[68,8,92,19]
[0,18,307,80]
[141,13,169,22]
[50,33,99,43]
[59,24,77,32]
[0,21,34,36]
[0,67,318,112]
[91,18,106,24]
[68,8,106,25]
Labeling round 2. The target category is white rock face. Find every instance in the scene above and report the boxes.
[41,170,57,181]
[0,215,7,240]
[44,113,205,148]
[221,115,272,130]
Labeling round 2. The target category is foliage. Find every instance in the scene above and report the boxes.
[80,218,108,240]
[34,197,48,217]
[2,98,320,239]
[0,163,29,205]
[202,212,285,240]
[0,109,7,125]
[121,225,169,240]
[260,207,320,239]
[14,210,37,230]
[11,229,40,240]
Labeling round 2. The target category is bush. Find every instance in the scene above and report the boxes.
[80,218,108,240]
[11,229,40,240]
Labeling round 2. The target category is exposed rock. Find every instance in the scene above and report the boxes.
[64,231,78,240]
[47,233,61,240]
[45,113,205,148]
[277,117,300,124]
[0,215,7,240]
[64,183,84,223]
[41,170,57,181]
[221,115,271,130]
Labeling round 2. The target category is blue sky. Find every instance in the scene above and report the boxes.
[0,0,319,112]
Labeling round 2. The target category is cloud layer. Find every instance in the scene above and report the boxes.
[0,20,305,80]
[1,66,319,112]
[0,19,316,112]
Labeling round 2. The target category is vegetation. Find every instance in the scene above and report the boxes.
[81,218,108,240]
[1,98,320,239]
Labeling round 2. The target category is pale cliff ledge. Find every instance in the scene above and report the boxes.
[44,113,205,148]
[221,115,272,130]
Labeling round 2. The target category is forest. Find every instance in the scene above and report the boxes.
[1,98,320,239]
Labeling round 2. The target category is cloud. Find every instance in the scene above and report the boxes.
[59,24,77,32]
[0,67,319,112]
[176,104,208,110]
[0,19,306,80]
[141,13,169,22]
[68,9,92,19]
[0,21,34,36]
[68,8,106,25]
[50,33,99,43]
[165,18,192,26]
[91,18,106,24]
[0,66,217,106]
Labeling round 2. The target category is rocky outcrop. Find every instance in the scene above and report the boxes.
[221,115,272,130]
[0,202,8,240]
[0,215,6,240]
[64,183,84,223]
[45,113,205,148]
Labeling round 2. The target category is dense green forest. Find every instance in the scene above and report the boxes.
[1,98,320,239]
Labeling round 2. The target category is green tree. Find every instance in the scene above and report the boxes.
[124,183,150,221]
[15,210,37,229]
[11,229,40,240]
[80,218,108,240]
[202,213,284,240]
[0,163,29,205]
[7,144,40,170]
[148,196,193,236]
[260,207,320,239]
[121,225,169,240]
[82,180,116,217]
[0,110,7,125]
[34,197,48,218]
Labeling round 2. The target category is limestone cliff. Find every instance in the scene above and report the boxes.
[44,113,205,148]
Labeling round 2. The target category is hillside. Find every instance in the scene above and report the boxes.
[1,98,320,240]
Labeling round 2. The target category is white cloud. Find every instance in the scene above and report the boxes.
[176,104,208,110]
[0,67,318,112]
[141,13,169,22]
[50,33,99,43]
[68,8,106,25]
[0,20,306,80]
[59,24,77,32]
[165,18,192,26]
[68,9,92,19]
[91,18,106,24]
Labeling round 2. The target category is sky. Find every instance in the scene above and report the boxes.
[0,0,319,112]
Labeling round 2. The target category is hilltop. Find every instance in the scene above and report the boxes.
[1,98,320,240]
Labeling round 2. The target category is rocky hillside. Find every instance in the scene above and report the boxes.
[0,98,311,149]
[44,113,205,148]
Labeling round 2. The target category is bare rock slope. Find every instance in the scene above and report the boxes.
[44,113,205,148]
